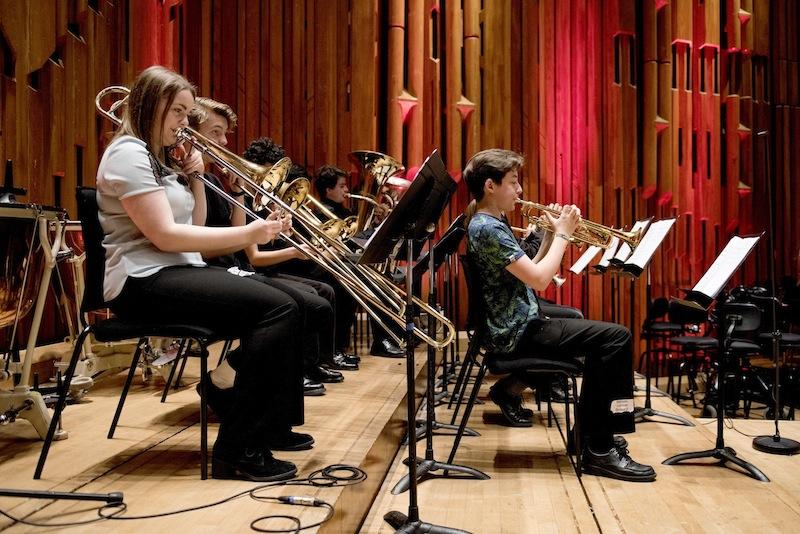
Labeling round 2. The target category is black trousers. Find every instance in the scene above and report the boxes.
[262,273,336,368]
[505,317,635,448]
[109,265,302,451]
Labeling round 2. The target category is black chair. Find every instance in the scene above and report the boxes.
[35,187,219,479]
[446,255,583,477]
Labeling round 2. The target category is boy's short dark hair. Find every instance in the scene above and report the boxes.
[315,165,347,197]
[243,137,286,165]
[463,149,524,201]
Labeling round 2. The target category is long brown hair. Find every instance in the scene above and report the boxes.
[114,66,196,167]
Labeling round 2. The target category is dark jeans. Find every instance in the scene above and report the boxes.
[109,265,302,451]
[499,317,635,450]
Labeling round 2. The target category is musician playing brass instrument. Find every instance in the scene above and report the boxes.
[95,66,304,482]
[464,148,655,482]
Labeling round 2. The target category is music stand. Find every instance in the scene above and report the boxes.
[662,235,769,482]
[361,151,471,534]
[623,219,695,426]
[412,215,468,402]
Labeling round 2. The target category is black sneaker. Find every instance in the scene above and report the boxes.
[582,446,656,482]
[336,350,360,364]
[488,387,533,427]
[212,447,297,482]
[321,352,359,371]
[267,431,315,451]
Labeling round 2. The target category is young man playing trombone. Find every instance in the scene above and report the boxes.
[464,148,655,482]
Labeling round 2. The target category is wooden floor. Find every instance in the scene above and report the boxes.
[2,342,800,533]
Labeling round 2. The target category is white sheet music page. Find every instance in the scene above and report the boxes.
[570,245,603,274]
[692,235,761,298]
[596,235,621,268]
[625,218,676,270]
[612,219,652,263]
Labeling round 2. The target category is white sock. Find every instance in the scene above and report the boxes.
[210,360,236,390]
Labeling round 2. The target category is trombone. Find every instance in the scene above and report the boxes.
[95,86,455,349]
[515,199,642,250]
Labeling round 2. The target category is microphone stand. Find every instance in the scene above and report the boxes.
[751,130,800,455]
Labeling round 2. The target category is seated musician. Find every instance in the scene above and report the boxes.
[314,165,405,358]
[464,148,655,482]
[187,98,349,399]
[96,66,301,481]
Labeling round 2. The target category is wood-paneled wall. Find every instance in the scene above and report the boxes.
[2,0,799,360]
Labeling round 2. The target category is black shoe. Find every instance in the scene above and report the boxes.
[212,447,297,482]
[303,377,326,396]
[335,350,360,365]
[488,387,533,427]
[321,352,359,371]
[307,365,344,383]
[267,431,315,451]
[582,446,656,482]
[196,373,235,420]
[370,338,405,358]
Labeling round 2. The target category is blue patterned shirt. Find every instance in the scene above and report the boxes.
[467,212,539,353]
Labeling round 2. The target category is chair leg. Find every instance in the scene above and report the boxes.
[199,341,209,480]
[160,338,188,403]
[217,339,232,366]
[34,326,93,479]
[448,353,475,419]
[108,338,146,439]
[446,363,487,465]
[173,342,192,390]
[570,376,582,477]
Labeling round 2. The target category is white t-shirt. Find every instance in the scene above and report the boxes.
[96,135,205,301]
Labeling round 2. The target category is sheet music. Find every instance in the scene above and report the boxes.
[611,219,652,263]
[596,235,621,268]
[692,235,761,298]
[569,245,603,274]
[624,218,676,270]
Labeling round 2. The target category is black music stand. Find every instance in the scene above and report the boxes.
[662,235,769,482]
[412,215,468,405]
[404,216,479,442]
[361,151,471,534]
[621,219,694,426]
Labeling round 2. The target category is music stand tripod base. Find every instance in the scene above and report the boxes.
[384,511,472,534]
[391,458,490,494]
[662,446,770,482]
[634,406,694,426]
[753,435,800,455]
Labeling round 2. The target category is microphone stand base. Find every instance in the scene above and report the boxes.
[384,511,471,534]
[753,435,800,455]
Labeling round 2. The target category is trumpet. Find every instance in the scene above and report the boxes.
[515,199,642,250]
[95,86,456,350]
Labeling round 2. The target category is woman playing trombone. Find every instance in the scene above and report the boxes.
[96,65,302,482]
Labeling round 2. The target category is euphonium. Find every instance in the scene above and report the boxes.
[348,150,404,233]
[515,199,642,250]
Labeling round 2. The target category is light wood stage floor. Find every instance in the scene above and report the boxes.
[1,342,800,533]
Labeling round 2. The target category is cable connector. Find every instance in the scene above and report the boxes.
[277,495,324,507]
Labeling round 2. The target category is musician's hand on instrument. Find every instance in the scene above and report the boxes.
[172,145,204,176]
[553,204,580,236]
[293,243,313,260]
[266,210,282,222]
[279,211,293,233]
[247,218,283,244]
